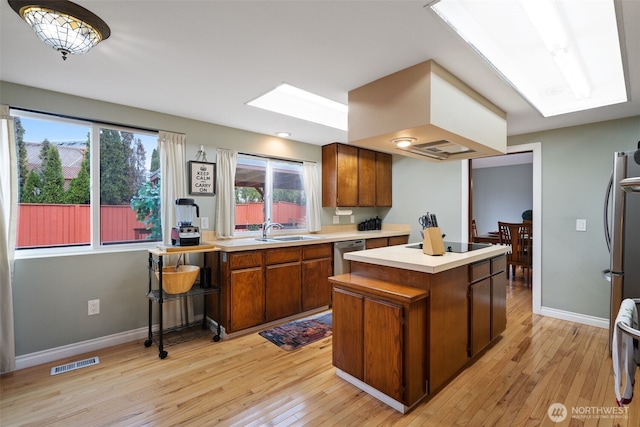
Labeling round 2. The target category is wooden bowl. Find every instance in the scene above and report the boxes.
[155,265,200,294]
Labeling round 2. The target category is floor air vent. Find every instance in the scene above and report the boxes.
[50,357,99,376]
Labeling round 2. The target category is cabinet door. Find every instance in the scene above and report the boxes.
[491,270,507,338]
[364,297,403,402]
[388,235,409,246]
[365,237,388,249]
[358,148,376,206]
[332,287,364,380]
[265,262,301,322]
[336,144,359,207]
[375,152,392,207]
[470,278,491,357]
[302,257,333,311]
[230,267,265,332]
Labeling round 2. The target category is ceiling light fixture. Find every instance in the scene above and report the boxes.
[392,137,416,148]
[428,0,627,117]
[9,0,111,60]
[248,83,348,131]
[275,132,291,138]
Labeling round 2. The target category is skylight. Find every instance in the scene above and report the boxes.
[428,0,627,117]
[247,83,348,130]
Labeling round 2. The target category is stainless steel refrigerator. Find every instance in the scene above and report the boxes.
[604,146,640,348]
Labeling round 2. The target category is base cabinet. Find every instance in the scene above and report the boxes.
[331,275,428,407]
[302,243,333,311]
[221,243,333,333]
[332,288,364,379]
[469,255,507,357]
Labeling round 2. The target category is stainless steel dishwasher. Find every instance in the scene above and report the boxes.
[333,239,366,275]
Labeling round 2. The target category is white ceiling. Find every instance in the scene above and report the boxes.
[1,0,639,146]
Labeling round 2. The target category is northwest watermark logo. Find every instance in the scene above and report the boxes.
[547,403,567,422]
[547,403,628,422]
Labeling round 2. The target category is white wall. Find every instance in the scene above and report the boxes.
[472,163,533,235]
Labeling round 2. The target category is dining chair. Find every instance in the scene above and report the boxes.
[471,219,478,240]
[498,221,532,287]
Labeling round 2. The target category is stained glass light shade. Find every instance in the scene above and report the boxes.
[9,1,110,60]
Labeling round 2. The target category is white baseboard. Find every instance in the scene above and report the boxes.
[14,312,215,372]
[14,326,151,372]
[540,306,609,329]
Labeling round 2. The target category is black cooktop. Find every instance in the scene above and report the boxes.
[407,241,492,253]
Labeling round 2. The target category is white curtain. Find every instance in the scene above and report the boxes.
[0,105,17,373]
[214,149,237,238]
[158,131,192,326]
[303,161,322,232]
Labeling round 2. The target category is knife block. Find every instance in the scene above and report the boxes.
[422,227,445,256]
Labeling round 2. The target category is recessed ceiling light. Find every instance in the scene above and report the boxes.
[428,0,627,117]
[392,137,416,148]
[247,83,348,130]
[276,132,291,138]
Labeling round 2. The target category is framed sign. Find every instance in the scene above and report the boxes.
[189,161,216,195]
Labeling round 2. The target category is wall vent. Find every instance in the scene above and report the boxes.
[50,356,99,376]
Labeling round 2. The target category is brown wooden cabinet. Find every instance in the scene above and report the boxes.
[469,278,491,356]
[365,235,409,250]
[375,152,392,207]
[224,251,265,332]
[265,247,301,322]
[322,143,393,207]
[331,274,428,407]
[332,287,364,379]
[358,148,376,206]
[365,237,388,249]
[468,255,507,357]
[428,266,469,392]
[322,143,359,207]
[221,243,334,333]
[491,256,507,338]
[301,243,333,311]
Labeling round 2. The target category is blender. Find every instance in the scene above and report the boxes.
[170,198,201,246]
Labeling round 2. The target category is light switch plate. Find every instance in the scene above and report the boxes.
[576,219,587,232]
[333,215,340,224]
[201,216,209,229]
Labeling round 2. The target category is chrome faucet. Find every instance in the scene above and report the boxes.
[262,218,283,240]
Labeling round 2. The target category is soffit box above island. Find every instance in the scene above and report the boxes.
[348,60,507,162]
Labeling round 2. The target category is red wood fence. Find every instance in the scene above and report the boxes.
[17,202,307,248]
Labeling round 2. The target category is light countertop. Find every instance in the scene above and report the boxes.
[345,243,510,274]
[208,227,410,252]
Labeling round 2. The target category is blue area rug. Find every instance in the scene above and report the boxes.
[258,312,332,351]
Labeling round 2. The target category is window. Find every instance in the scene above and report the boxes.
[234,155,306,234]
[12,109,161,250]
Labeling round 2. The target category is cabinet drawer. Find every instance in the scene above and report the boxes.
[469,260,490,283]
[265,247,301,265]
[229,251,263,269]
[491,255,506,274]
[366,237,388,249]
[388,235,409,246]
[303,243,332,260]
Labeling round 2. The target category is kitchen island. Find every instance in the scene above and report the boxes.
[330,242,509,413]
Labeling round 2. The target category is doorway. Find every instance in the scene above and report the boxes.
[464,143,542,315]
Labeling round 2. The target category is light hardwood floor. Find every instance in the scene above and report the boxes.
[1,276,638,426]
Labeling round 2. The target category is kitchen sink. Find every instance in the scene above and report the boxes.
[272,235,319,241]
[255,235,320,242]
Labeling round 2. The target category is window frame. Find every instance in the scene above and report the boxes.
[11,109,161,259]
[234,154,308,237]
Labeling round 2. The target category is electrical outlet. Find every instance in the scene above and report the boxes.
[201,216,209,229]
[333,215,340,224]
[576,219,587,232]
[88,299,100,315]
[350,215,355,224]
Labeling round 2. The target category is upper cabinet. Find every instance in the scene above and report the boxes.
[322,143,392,207]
